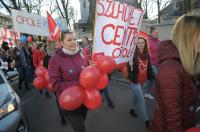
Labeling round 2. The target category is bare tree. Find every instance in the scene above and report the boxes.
[142,0,154,19]
[34,0,42,15]
[0,0,21,13]
[68,6,75,23]
[54,0,72,29]
[153,0,172,23]
[49,1,58,15]
[21,0,42,14]
[55,0,65,18]
[0,0,43,14]
[88,0,96,30]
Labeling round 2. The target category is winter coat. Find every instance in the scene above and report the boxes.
[33,49,45,68]
[148,35,160,65]
[148,40,198,132]
[12,46,31,68]
[43,55,51,68]
[48,48,89,106]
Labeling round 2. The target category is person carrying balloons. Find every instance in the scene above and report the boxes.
[127,36,155,129]
[48,31,89,132]
[148,14,200,132]
[33,42,45,69]
[12,36,32,90]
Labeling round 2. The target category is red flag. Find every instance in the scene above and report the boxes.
[46,11,61,42]
[139,31,149,39]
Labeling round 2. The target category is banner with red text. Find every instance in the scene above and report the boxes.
[0,28,20,41]
[93,0,144,64]
[11,9,68,36]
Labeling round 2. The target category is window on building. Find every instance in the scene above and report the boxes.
[83,1,86,8]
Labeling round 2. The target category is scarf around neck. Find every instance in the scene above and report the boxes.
[62,48,79,55]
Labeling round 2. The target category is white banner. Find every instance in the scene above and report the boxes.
[93,0,144,64]
[0,28,20,40]
[11,9,68,36]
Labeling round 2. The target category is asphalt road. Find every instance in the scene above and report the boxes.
[13,71,156,132]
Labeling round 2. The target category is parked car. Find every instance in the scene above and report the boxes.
[0,70,29,132]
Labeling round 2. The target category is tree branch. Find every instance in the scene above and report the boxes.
[0,0,11,13]
[56,0,65,18]
[11,0,19,9]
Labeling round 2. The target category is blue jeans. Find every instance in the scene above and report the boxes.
[143,65,158,94]
[17,66,32,89]
[129,83,149,122]
[102,87,112,104]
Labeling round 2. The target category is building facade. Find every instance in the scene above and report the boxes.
[79,0,90,23]
[0,12,12,28]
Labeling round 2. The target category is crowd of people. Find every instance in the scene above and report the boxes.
[0,14,200,132]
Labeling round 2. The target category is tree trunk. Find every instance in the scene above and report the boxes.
[157,0,161,23]
[11,0,19,10]
[88,0,96,31]
[60,0,71,29]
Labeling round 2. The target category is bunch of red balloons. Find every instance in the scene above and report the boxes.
[33,66,53,92]
[59,56,116,111]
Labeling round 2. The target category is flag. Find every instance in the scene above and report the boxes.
[139,31,148,39]
[46,11,61,42]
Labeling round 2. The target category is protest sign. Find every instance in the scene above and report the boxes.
[0,28,20,41]
[11,9,68,36]
[93,0,144,64]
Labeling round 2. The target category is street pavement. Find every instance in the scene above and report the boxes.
[13,71,156,132]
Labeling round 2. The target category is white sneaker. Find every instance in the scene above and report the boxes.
[144,93,149,98]
[145,94,154,100]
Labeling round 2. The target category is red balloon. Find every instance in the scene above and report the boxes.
[44,72,49,83]
[39,60,43,66]
[9,42,14,46]
[185,127,200,132]
[59,86,85,111]
[116,62,127,70]
[33,77,46,90]
[96,56,116,73]
[47,83,54,92]
[80,65,101,89]
[35,66,47,77]
[83,89,102,110]
[96,73,109,90]
[27,36,32,42]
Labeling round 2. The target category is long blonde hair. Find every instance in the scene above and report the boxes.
[171,14,200,75]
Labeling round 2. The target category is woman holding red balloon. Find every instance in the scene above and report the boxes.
[33,42,45,69]
[127,37,155,128]
[48,31,89,132]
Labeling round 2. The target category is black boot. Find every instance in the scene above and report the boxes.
[145,120,150,129]
[25,82,31,91]
[45,91,52,98]
[39,90,43,94]
[129,109,138,118]
[61,116,67,125]
[107,98,115,108]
